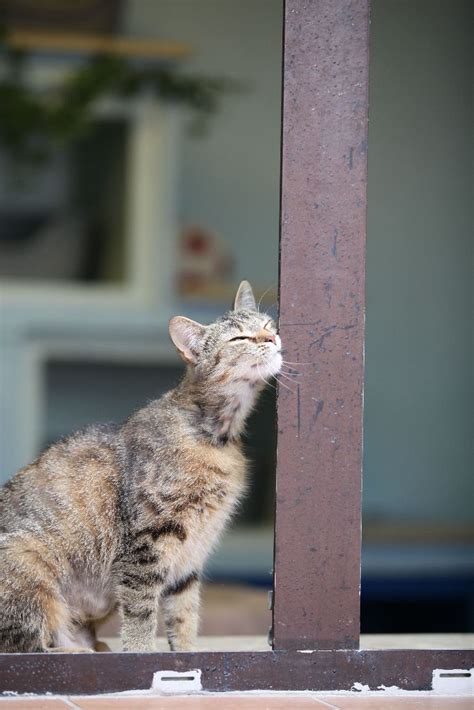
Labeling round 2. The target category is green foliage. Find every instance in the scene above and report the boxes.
[0,36,239,166]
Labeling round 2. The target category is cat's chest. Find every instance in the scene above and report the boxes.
[177,441,245,525]
[182,441,246,513]
[161,442,246,576]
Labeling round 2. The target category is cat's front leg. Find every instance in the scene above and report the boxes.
[161,571,200,652]
[119,568,163,652]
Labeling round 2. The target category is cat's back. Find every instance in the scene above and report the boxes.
[0,423,121,555]
[0,424,122,648]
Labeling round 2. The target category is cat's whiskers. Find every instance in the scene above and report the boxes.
[256,284,276,314]
[275,376,298,395]
[256,364,278,393]
[278,370,301,385]
[279,367,301,377]
[281,359,312,367]
[256,358,297,396]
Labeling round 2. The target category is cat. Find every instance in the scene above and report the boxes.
[0,281,282,653]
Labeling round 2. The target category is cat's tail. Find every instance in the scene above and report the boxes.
[0,533,67,652]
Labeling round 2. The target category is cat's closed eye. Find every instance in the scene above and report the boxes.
[229,335,253,342]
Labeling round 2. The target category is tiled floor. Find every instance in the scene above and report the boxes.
[317,698,473,709]
[0,694,472,708]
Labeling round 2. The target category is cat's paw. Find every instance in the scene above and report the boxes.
[122,641,157,652]
[169,643,198,652]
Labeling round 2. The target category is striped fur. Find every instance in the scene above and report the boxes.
[0,281,282,652]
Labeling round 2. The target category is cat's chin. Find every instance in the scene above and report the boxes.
[255,352,282,380]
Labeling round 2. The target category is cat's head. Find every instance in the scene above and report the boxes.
[169,281,282,382]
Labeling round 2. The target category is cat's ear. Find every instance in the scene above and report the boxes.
[234,280,257,311]
[169,317,206,365]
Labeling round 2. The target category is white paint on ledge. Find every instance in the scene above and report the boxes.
[352,682,371,692]
[432,668,473,695]
[346,668,474,696]
[152,668,202,694]
[377,685,407,694]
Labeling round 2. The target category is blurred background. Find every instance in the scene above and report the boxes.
[0,0,472,642]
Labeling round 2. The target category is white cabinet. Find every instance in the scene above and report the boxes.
[0,84,184,480]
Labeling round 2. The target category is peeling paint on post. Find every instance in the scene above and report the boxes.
[273,0,370,650]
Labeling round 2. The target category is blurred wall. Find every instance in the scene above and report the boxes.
[125,0,473,524]
[364,0,473,523]
[124,0,283,287]
[14,0,472,526]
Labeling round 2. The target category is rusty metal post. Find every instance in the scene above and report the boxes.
[273,0,370,650]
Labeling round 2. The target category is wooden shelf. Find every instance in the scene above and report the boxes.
[6,30,193,60]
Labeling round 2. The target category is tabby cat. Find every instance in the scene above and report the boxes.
[0,281,282,652]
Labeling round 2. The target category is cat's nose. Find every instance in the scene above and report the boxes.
[258,330,276,344]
